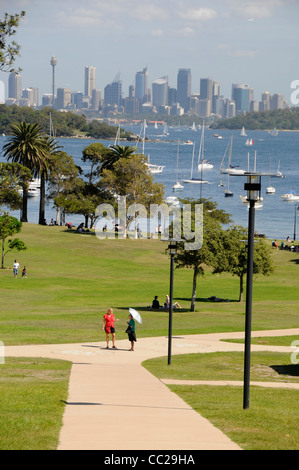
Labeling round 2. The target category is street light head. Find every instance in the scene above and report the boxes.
[244,175,261,202]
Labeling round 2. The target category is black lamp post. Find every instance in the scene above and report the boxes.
[167,239,178,365]
[243,174,261,410]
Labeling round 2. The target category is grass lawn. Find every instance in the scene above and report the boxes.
[0,224,298,345]
[0,357,71,450]
[143,351,299,450]
[0,224,299,450]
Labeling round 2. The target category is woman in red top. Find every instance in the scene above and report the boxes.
[102,308,119,349]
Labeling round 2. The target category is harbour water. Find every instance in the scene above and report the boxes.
[1,124,299,240]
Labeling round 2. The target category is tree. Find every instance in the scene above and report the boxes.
[100,153,164,237]
[0,162,31,211]
[2,122,59,223]
[0,213,26,268]
[47,152,79,224]
[0,11,25,73]
[174,198,231,311]
[214,225,274,302]
[100,145,137,173]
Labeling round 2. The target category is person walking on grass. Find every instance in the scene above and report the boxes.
[126,313,137,351]
[102,308,119,349]
[13,260,20,278]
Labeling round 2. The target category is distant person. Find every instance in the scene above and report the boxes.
[126,313,137,351]
[164,294,182,310]
[21,266,27,278]
[102,308,119,349]
[13,259,20,278]
[152,295,160,309]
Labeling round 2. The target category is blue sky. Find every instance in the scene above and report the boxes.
[0,0,298,104]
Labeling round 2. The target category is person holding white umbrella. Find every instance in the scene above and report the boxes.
[126,308,142,351]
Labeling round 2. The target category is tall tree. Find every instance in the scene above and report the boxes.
[0,11,25,73]
[2,122,58,223]
[0,213,26,268]
[100,153,164,238]
[0,162,31,211]
[174,198,231,311]
[213,225,274,302]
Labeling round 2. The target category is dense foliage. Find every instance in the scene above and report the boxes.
[210,107,299,130]
[0,105,130,139]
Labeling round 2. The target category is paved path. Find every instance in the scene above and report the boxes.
[5,329,299,450]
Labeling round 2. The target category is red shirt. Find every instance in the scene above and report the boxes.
[103,313,115,327]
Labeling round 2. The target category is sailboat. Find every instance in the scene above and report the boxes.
[197,124,214,170]
[270,127,278,136]
[220,136,246,175]
[172,140,184,191]
[162,122,169,136]
[224,173,233,197]
[245,138,254,146]
[182,126,209,184]
[190,122,197,131]
[241,126,247,136]
[139,120,165,174]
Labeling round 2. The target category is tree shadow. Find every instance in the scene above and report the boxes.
[271,364,299,377]
[290,258,299,265]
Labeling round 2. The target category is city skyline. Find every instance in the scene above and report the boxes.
[0,0,298,104]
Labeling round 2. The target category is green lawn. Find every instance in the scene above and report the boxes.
[143,351,299,450]
[0,224,298,345]
[0,224,299,450]
[0,357,71,450]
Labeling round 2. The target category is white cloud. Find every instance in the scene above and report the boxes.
[179,7,217,22]
[151,29,165,37]
[175,27,195,36]
[224,0,284,19]
[131,4,167,22]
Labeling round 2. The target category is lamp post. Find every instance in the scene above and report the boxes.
[243,174,261,410]
[167,239,178,365]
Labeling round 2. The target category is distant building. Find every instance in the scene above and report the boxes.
[8,72,22,101]
[91,89,101,110]
[85,66,96,98]
[177,68,191,113]
[22,87,38,107]
[152,77,168,108]
[56,87,71,109]
[104,79,122,107]
[135,67,149,103]
[231,83,250,113]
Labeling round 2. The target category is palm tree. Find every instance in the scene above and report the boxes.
[101,145,137,172]
[2,122,58,223]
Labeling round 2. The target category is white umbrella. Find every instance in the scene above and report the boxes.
[129,308,142,324]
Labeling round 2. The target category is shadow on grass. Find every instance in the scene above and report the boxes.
[271,364,299,377]
[290,258,299,265]
[116,305,191,313]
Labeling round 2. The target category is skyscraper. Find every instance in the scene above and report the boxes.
[152,77,168,109]
[135,67,149,102]
[104,79,122,107]
[177,69,191,112]
[84,66,96,98]
[231,84,250,113]
[8,72,22,101]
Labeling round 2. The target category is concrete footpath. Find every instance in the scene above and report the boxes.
[5,329,299,450]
